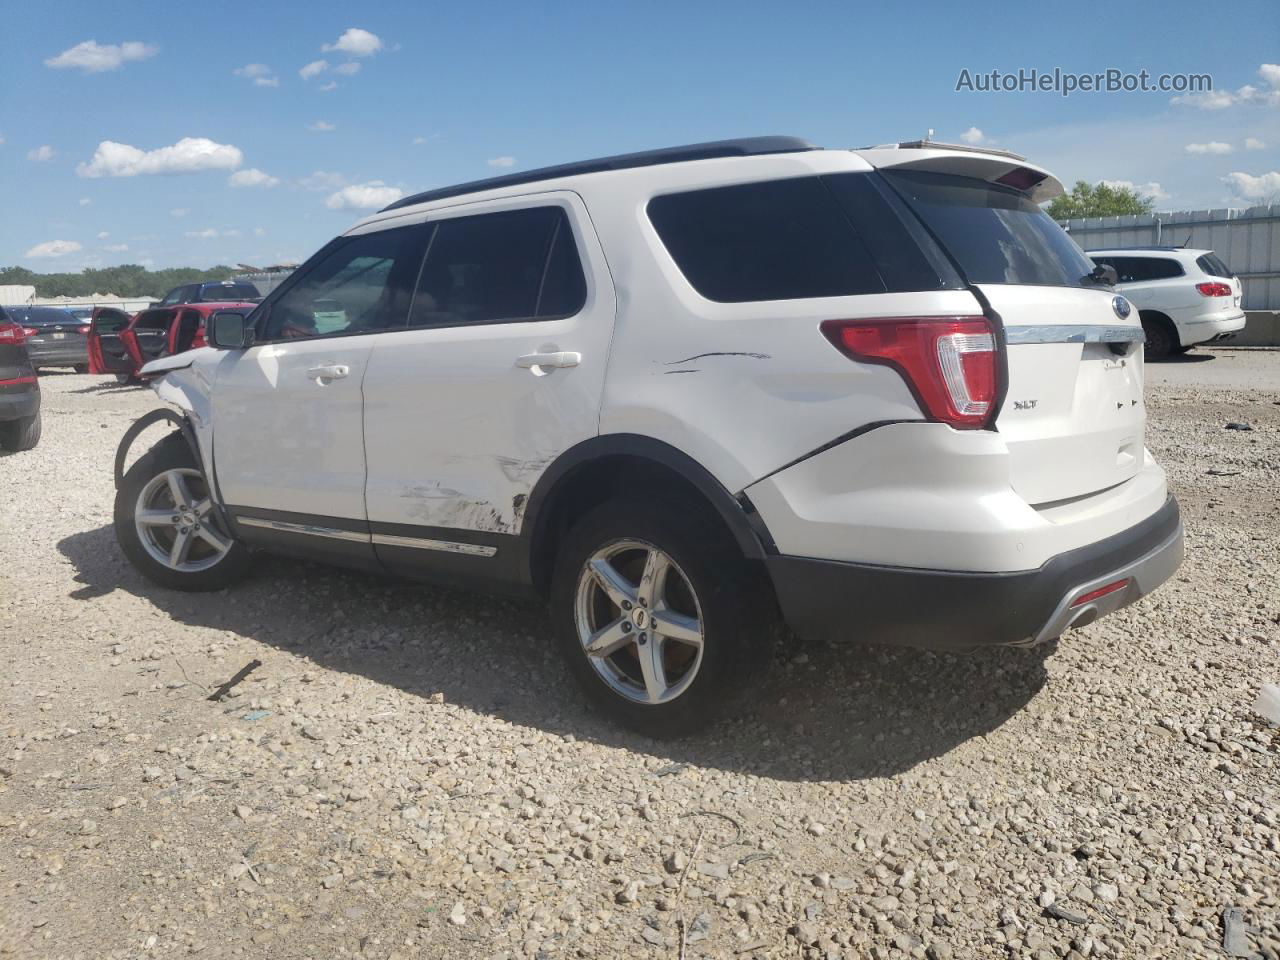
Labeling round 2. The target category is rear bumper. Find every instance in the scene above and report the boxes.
[0,386,40,421]
[766,496,1182,650]
[1178,310,1246,345]
[26,340,89,366]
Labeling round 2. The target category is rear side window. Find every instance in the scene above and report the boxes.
[410,206,586,328]
[1196,252,1232,278]
[883,170,1096,288]
[647,175,958,303]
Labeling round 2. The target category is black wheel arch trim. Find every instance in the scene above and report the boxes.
[114,408,202,488]
[519,434,772,587]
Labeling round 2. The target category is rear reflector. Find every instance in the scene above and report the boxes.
[1196,282,1232,297]
[1070,578,1130,607]
[820,317,997,428]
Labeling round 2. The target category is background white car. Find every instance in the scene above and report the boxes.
[1086,247,1246,356]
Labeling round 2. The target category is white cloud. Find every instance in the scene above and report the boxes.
[334,61,361,76]
[25,239,82,258]
[0,134,6,145]
[77,137,243,178]
[1172,63,1280,109]
[308,120,336,132]
[1222,170,1280,202]
[1185,141,1234,155]
[254,227,266,237]
[233,63,278,87]
[325,180,403,209]
[229,168,280,188]
[322,28,383,57]
[185,228,219,239]
[170,207,190,218]
[97,231,110,239]
[487,155,516,168]
[79,197,91,206]
[299,59,329,80]
[223,229,242,238]
[412,136,426,145]
[1245,137,1266,150]
[103,243,128,252]
[1101,179,1171,204]
[45,40,158,73]
[959,126,985,145]
[28,145,56,162]
[319,81,338,92]
[299,170,347,191]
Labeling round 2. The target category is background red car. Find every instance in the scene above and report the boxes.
[88,302,257,381]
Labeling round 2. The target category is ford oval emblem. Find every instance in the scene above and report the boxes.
[1112,296,1132,320]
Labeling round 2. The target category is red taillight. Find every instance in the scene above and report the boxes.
[820,317,998,428]
[78,324,91,334]
[22,327,39,337]
[0,322,25,345]
[1196,282,1232,297]
[1070,578,1130,607]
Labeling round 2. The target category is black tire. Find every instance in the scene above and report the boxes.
[74,364,90,374]
[0,411,41,451]
[114,433,252,591]
[550,497,775,737]
[1172,344,1194,355]
[1141,317,1177,358]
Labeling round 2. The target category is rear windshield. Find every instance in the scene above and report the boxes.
[882,170,1097,288]
[6,306,77,324]
[1089,256,1184,283]
[199,282,260,301]
[646,173,960,303]
[1195,252,1232,278]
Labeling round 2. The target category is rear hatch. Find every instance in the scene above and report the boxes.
[868,153,1146,505]
[88,308,135,375]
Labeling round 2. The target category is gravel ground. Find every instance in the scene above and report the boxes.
[2,350,1277,960]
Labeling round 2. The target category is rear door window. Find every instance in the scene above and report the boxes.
[882,170,1097,288]
[409,206,586,328]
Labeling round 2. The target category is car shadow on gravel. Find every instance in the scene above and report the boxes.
[58,524,1048,783]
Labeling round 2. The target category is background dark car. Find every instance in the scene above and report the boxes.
[157,280,261,307]
[1,305,90,373]
[0,310,41,450]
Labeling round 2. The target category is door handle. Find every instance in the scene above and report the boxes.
[307,364,349,381]
[515,351,581,370]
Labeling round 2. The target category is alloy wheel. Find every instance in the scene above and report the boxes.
[573,539,705,705]
[134,468,233,573]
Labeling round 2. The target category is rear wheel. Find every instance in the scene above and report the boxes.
[550,498,774,737]
[0,411,41,451]
[74,364,90,374]
[114,433,251,590]
[1141,316,1177,358]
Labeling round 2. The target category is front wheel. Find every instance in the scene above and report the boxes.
[550,498,775,737]
[114,433,252,591]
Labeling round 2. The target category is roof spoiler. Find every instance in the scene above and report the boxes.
[852,141,1063,204]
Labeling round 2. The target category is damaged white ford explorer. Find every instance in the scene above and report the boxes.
[114,136,1184,736]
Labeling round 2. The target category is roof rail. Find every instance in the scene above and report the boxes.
[858,140,1026,162]
[380,136,819,212]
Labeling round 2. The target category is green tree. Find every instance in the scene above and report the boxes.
[0,264,240,299]
[1046,181,1156,220]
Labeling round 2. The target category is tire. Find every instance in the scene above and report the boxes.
[115,373,140,386]
[0,411,41,451]
[1141,317,1177,358]
[74,364,90,374]
[1172,344,1194,356]
[550,497,775,737]
[114,433,252,591]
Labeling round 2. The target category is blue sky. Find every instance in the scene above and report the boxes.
[3,0,1277,271]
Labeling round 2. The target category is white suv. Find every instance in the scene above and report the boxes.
[1086,247,1246,356]
[113,137,1184,736]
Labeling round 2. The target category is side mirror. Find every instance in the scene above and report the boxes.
[208,311,254,350]
[1091,263,1119,287]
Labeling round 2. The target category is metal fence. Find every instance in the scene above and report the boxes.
[1058,205,1280,310]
